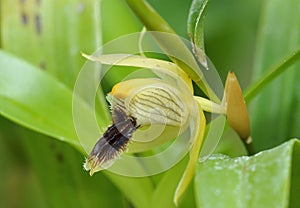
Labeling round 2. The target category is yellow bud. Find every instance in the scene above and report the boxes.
[224,71,250,140]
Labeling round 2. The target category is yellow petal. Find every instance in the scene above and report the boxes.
[174,102,206,205]
[138,26,147,57]
[110,78,164,99]
[81,53,193,92]
[108,78,194,153]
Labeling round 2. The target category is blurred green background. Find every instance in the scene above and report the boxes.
[1,0,299,207]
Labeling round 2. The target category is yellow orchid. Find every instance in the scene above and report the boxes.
[81,42,250,204]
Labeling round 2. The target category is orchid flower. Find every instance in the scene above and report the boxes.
[81,44,251,204]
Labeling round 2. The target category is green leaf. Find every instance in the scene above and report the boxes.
[1,0,104,88]
[0,40,153,208]
[0,118,47,208]
[187,0,209,69]
[0,0,155,206]
[0,116,125,208]
[244,49,300,103]
[194,139,300,208]
[250,0,300,151]
[0,50,83,151]
[20,126,125,208]
[0,1,127,207]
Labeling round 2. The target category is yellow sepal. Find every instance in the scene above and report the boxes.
[174,102,206,205]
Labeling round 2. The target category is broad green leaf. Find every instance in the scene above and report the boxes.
[194,139,300,208]
[187,0,209,69]
[0,50,85,152]
[250,0,300,151]
[0,117,125,208]
[0,30,153,208]
[0,53,131,207]
[0,46,145,208]
[1,0,103,88]
[0,118,48,208]
[0,0,124,207]
[1,0,111,126]
[1,0,154,207]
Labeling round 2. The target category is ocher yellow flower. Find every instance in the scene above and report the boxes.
[82,52,250,204]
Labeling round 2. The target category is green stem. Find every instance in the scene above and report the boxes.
[125,0,174,33]
[244,140,255,155]
[240,136,255,155]
[244,48,300,102]
[125,0,220,102]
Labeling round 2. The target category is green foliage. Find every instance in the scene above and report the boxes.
[195,139,300,208]
[250,0,300,151]
[0,0,300,207]
[0,51,82,151]
[0,0,136,207]
[0,86,124,206]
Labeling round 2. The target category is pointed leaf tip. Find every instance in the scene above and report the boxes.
[188,0,210,69]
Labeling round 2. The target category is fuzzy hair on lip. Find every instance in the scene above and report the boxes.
[84,108,138,175]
